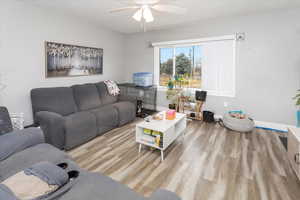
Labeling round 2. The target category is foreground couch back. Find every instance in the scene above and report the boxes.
[31,82,136,150]
[0,127,181,200]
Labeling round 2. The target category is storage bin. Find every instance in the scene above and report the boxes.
[133,72,153,87]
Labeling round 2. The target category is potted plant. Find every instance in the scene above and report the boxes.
[167,79,174,90]
[294,90,300,127]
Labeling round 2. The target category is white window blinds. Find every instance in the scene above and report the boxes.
[153,35,236,97]
[202,39,236,97]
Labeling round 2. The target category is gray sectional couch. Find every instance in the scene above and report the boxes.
[0,127,180,200]
[31,82,136,150]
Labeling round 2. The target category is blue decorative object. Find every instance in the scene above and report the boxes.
[228,110,243,115]
[297,110,300,127]
[133,72,153,87]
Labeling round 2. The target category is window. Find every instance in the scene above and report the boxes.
[153,35,236,97]
[159,48,174,86]
[159,46,202,88]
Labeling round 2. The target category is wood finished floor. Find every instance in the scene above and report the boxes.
[68,120,300,200]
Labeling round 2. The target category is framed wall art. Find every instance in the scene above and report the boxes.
[45,41,103,78]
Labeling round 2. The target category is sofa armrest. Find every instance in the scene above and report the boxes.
[0,128,44,161]
[148,189,181,200]
[35,111,66,149]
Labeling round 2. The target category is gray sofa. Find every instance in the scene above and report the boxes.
[0,128,180,200]
[31,82,136,150]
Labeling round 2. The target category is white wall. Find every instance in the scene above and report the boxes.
[0,0,126,125]
[124,9,300,125]
[1,1,299,126]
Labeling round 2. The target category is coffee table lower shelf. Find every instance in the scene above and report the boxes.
[135,112,187,161]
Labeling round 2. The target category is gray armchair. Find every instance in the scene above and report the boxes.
[0,107,13,135]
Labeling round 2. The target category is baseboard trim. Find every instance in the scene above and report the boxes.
[156,106,292,133]
[254,121,290,133]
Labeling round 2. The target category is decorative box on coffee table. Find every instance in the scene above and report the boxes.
[136,112,187,161]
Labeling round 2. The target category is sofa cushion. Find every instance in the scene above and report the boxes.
[72,84,102,111]
[95,82,118,106]
[90,105,118,135]
[64,112,97,150]
[31,87,78,116]
[0,143,69,182]
[113,101,136,126]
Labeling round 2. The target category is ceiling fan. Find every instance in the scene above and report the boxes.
[109,0,187,31]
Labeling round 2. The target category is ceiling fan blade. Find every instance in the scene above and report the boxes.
[117,0,159,5]
[109,6,139,13]
[152,4,187,14]
[135,0,160,4]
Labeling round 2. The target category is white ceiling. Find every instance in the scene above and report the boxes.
[23,0,300,34]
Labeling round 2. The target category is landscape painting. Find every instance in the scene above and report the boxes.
[45,42,103,78]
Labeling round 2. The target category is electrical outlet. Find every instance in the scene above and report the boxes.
[224,102,228,107]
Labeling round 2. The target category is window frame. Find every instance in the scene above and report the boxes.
[153,35,236,97]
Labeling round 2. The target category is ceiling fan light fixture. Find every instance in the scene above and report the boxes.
[143,6,154,22]
[110,0,187,31]
[132,8,143,21]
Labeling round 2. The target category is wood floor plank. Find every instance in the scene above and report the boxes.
[68,120,300,200]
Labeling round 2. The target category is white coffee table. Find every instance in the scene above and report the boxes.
[136,112,187,161]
